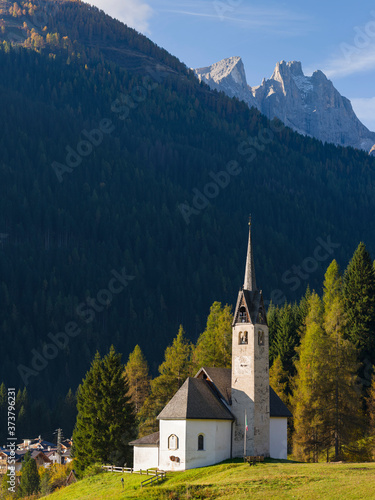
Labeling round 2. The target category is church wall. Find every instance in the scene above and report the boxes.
[231,323,270,457]
[159,419,186,471]
[185,419,232,469]
[231,323,255,457]
[133,445,159,470]
[270,417,288,459]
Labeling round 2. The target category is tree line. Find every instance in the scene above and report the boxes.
[2,0,375,464]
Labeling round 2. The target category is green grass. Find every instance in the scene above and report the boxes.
[41,460,375,500]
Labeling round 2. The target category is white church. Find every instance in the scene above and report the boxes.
[130,222,292,470]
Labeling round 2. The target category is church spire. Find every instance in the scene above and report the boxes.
[244,216,257,291]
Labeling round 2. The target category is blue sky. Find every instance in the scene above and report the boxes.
[90,0,375,130]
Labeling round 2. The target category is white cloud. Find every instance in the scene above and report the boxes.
[158,1,311,35]
[350,97,375,131]
[320,43,375,79]
[89,0,153,34]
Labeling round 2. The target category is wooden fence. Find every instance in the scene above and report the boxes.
[102,465,167,487]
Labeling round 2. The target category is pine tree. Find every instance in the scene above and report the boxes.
[0,382,6,444]
[273,303,300,376]
[269,356,289,407]
[18,451,40,496]
[138,326,192,437]
[72,346,136,475]
[61,389,77,438]
[368,373,375,438]
[267,302,280,364]
[125,345,150,414]
[192,302,232,369]
[322,260,362,461]
[343,242,375,367]
[367,373,375,458]
[292,292,328,462]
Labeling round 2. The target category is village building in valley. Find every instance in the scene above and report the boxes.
[130,222,292,470]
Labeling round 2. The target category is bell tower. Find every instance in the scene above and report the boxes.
[231,218,270,457]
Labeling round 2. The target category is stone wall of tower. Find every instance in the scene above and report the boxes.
[231,321,270,457]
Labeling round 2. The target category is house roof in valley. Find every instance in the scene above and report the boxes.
[0,449,51,463]
[129,431,160,446]
[157,377,234,421]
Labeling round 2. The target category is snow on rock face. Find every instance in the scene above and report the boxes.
[194,57,375,153]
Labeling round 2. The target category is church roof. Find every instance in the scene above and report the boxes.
[269,387,292,417]
[129,431,160,446]
[232,289,267,326]
[195,367,292,418]
[157,377,234,421]
[195,367,232,404]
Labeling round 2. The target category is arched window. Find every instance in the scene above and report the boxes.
[258,329,265,346]
[168,434,178,450]
[198,434,204,451]
[239,306,247,323]
[239,331,248,345]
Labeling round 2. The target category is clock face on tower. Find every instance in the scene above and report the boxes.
[234,356,251,375]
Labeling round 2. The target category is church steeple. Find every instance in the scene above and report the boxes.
[243,216,257,291]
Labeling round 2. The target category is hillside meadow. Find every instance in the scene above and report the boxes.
[41,459,375,499]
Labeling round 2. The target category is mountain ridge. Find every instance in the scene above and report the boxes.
[194,57,375,153]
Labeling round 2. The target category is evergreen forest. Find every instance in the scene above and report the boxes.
[1,0,375,449]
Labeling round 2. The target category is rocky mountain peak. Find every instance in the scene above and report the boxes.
[194,57,375,154]
[193,56,257,108]
[195,56,247,88]
[271,60,304,82]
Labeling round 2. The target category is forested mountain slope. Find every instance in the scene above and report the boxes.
[0,0,375,407]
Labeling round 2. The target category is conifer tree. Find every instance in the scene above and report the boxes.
[267,303,280,364]
[61,389,77,438]
[0,383,6,444]
[366,373,375,459]
[343,242,375,366]
[322,260,362,461]
[273,303,299,376]
[292,292,328,462]
[138,326,192,437]
[192,302,232,370]
[269,356,289,407]
[18,451,40,496]
[73,346,135,475]
[125,345,150,414]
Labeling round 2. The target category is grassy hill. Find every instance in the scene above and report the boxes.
[42,460,375,499]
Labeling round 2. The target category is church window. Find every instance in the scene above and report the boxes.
[168,434,178,450]
[239,306,247,323]
[198,434,204,450]
[239,331,248,345]
[258,330,265,346]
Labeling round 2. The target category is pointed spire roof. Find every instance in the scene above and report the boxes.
[244,217,257,291]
